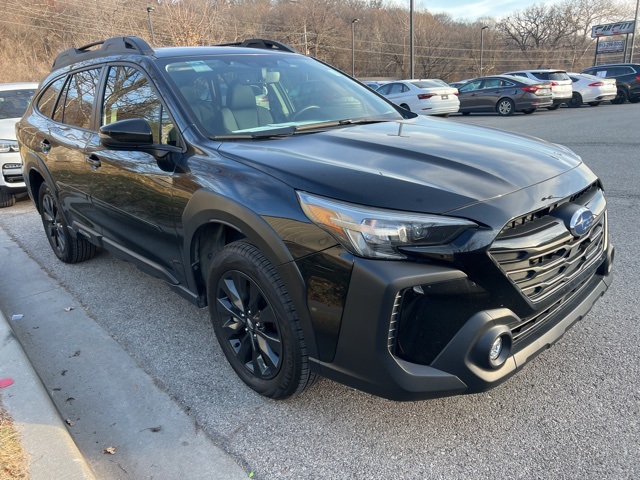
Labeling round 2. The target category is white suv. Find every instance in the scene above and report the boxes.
[502,70,572,110]
[0,83,38,207]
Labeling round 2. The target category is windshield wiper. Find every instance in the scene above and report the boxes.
[213,125,296,140]
[294,118,389,132]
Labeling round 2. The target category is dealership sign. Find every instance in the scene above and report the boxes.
[591,21,635,38]
[597,40,625,54]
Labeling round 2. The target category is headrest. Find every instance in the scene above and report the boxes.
[228,84,257,109]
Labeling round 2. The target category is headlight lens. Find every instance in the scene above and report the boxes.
[0,140,19,153]
[298,191,477,259]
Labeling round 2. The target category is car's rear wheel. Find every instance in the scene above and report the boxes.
[496,98,515,116]
[629,96,640,104]
[611,88,628,104]
[461,112,471,116]
[546,103,561,110]
[0,190,16,208]
[38,183,97,263]
[588,101,601,107]
[522,109,536,114]
[207,241,316,399]
[567,93,583,108]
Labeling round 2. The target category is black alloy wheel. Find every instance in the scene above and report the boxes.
[567,92,583,108]
[208,241,315,399]
[38,182,96,263]
[611,87,628,104]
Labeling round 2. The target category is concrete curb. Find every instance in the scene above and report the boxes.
[0,309,96,480]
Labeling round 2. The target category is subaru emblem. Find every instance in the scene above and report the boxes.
[569,207,594,237]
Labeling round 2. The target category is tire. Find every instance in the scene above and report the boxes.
[461,112,471,116]
[38,182,97,263]
[546,103,561,110]
[496,98,515,116]
[207,241,316,399]
[629,96,640,104]
[611,88,628,104]
[567,93,583,108]
[588,101,601,107]
[523,109,536,114]
[399,103,411,112]
[0,190,16,208]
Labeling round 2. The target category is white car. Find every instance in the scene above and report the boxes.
[375,80,459,116]
[502,69,572,110]
[566,72,617,107]
[0,82,38,207]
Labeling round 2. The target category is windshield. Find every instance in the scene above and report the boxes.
[160,53,401,137]
[0,89,36,120]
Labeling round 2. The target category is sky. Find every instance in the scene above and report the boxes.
[413,0,564,22]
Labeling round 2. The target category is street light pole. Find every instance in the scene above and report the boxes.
[351,19,359,77]
[410,0,414,79]
[146,6,156,46]
[480,26,489,76]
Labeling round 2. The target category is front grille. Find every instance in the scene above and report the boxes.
[489,185,606,303]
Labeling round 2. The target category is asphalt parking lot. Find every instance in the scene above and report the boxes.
[1,104,639,479]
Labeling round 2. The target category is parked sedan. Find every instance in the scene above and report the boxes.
[566,73,617,107]
[457,75,552,116]
[375,80,459,116]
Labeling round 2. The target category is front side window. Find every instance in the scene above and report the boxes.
[102,65,173,145]
[59,69,101,129]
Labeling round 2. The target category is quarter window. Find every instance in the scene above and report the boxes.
[37,77,66,119]
[102,65,174,145]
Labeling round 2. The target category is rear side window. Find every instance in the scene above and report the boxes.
[36,77,66,119]
[58,69,101,129]
[102,65,174,145]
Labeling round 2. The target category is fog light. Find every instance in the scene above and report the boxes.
[2,163,21,170]
[489,337,502,361]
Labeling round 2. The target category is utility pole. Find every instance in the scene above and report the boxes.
[351,19,359,77]
[480,26,489,76]
[146,6,156,46]
[410,0,414,79]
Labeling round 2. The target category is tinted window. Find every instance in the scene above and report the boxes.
[37,78,66,119]
[482,79,502,88]
[459,80,482,92]
[59,69,101,129]
[532,72,569,81]
[102,66,173,145]
[411,81,443,89]
[0,88,36,120]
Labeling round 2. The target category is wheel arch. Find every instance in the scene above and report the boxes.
[182,189,320,359]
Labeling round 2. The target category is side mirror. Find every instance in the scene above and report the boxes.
[99,118,153,148]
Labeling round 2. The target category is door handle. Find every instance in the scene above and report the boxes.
[85,154,102,168]
[40,139,51,154]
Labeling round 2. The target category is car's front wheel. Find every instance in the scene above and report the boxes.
[611,88,628,104]
[496,98,515,116]
[38,182,97,263]
[207,241,316,399]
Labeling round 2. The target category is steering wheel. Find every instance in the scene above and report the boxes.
[290,105,322,122]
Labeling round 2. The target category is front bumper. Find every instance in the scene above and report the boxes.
[314,243,614,401]
[1,151,26,193]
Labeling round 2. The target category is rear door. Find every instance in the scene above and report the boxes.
[31,69,103,230]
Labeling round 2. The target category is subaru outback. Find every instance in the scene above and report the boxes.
[17,37,614,401]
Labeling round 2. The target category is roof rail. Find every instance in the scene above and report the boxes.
[52,36,154,71]
[216,38,299,54]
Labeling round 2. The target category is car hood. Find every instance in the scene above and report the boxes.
[0,118,19,141]
[217,117,582,214]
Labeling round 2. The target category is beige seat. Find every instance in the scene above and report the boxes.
[179,85,217,128]
[222,83,272,132]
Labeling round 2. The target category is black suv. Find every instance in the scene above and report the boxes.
[580,63,640,104]
[17,37,614,401]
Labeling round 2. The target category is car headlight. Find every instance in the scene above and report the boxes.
[0,140,19,153]
[297,191,477,260]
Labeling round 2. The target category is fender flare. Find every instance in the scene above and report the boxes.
[181,189,319,359]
